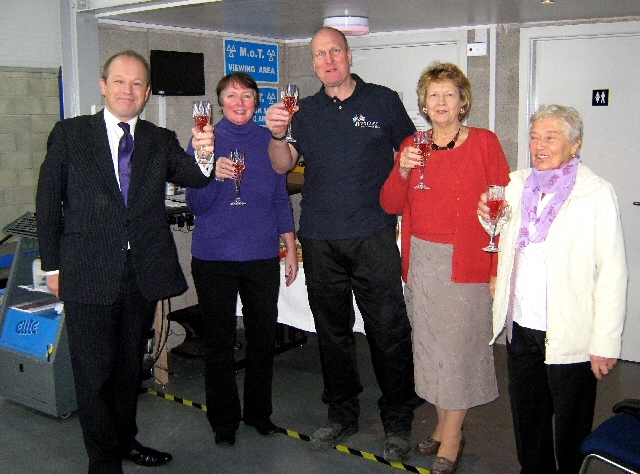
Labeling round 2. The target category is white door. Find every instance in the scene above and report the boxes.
[349,29,468,130]
[520,21,640,362]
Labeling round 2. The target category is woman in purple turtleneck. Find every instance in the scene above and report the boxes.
[186,72,298,447]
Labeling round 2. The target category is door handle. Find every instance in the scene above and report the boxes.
[634,202,640,206]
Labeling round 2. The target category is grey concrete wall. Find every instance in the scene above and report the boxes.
[466,30,491,132]
[283,42,319,101]
[495,24,520,171]
[0,70,59,226]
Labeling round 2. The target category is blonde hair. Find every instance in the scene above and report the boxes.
[417,62,471,123]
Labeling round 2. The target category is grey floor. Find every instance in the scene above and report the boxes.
[1,332,639,474]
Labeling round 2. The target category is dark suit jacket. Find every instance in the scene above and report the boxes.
[36,110,210,305]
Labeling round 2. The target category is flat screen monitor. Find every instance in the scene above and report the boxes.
[150,50,205,96]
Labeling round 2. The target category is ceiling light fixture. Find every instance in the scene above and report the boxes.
[540,0,554,4]
[323,16,370,36]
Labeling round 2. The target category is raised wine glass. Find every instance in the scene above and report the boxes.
[281,84,299,143]
[414,130,431,190]
[483,185,507,252]
[193,101,214,165]
[230,149,246,206]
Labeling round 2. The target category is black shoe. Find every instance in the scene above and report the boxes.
[309,421,359,450]
[384,431,412,463]
[245,417,279,436]
[122,444,172,467]
[215,431,236,446]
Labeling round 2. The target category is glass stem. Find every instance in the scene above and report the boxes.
[197,145,207,162]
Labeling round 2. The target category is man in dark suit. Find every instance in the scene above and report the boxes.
[36,50,214,474]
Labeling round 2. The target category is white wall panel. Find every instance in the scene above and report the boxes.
[0,1,62,69]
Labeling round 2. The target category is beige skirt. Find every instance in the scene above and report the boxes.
[405,237,498,410]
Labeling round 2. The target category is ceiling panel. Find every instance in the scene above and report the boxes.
[92,0,640,40]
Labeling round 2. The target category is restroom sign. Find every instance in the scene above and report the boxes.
[592,89,609,106]
[225,39,279,83]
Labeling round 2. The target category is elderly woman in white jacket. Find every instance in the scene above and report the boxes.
[479,104,627,474]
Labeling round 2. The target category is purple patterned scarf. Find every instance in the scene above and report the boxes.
[516,157,580,249]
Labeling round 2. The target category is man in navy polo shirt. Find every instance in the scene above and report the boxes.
[265,26,417,462]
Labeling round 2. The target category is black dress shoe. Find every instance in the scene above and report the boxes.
[123,444,172,467]
[215,431,236,446]
[245,417,279,436]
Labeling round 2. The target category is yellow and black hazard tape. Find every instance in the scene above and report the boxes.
[333,444,430,473]
[146,388,207,411]
[146,388,429,473]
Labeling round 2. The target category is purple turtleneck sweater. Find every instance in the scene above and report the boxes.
[186,117,294,262]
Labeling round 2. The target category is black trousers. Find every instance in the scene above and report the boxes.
[191,257,280,433]
[65,253,157,474]
[300,225,416,433]
[507,322,597,474]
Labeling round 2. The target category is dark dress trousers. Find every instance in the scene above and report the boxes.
[36,110,209,474]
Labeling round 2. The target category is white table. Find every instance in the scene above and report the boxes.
[237,262,365,334]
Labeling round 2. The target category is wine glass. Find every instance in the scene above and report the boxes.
[193,101,214,165]
[414,131,431,190]
[229,149,246,206]
[281,84,299,142]
[483,185,507,252]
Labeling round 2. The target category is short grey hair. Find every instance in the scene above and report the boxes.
[530,104,583,150]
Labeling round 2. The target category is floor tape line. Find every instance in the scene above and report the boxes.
[146,388,430,473]
[147,388,207,411]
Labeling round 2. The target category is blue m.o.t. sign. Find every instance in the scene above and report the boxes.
[225,39,278,83]
[253,87,279,126]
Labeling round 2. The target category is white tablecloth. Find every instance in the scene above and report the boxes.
[237,262,365,334]
[236,220,401,334]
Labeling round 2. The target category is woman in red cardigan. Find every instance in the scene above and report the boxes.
[380,62,509,474]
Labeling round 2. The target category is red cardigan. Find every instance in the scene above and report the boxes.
[380,127,510,283]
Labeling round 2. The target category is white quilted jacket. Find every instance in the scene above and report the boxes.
[491,164,628,364]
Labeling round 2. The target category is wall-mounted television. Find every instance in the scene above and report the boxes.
[150,50,205,96]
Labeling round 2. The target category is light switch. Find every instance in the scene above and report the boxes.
[467,43,488,56]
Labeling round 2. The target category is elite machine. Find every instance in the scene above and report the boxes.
[0,213,76,417]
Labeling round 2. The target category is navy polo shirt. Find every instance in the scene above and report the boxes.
[292,74,415,240]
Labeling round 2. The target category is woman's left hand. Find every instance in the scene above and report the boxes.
[590,355,618,380]
[284,249,299,287]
